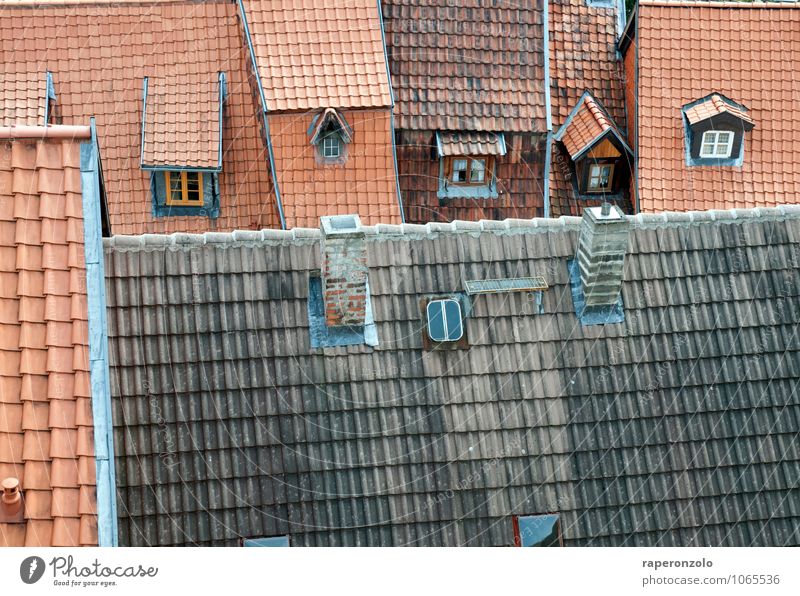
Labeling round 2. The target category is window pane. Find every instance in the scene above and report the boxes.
[452,159,467,182]
[427,301,446,342]
[243,536,290,547]
[443,299,463,340]
[518,514,560,547]
[323,135,340,158]
[470,159,486,183]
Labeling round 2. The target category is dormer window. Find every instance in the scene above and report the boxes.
[140,73,226,218]
[436,131,506,200]
[587,163,614,193]
[682,93,755,166]
[309,108,352,164]
[699,131,733,159]
[554,92,632,198]
[448,156,491,186]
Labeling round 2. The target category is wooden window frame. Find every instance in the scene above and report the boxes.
[585,162,615,193]
[165,171,204,206]
[443,155,494,187]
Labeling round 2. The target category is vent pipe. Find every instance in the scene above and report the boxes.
[320,214,368,327]
[576,203,630,307]
[1,477,23,522]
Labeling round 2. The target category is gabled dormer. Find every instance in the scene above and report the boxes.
[554,91,632,197]
[682,93,755,167]
[308,108,353,164]
[140,72,227,218]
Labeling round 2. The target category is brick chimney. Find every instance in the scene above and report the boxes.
[320,214,368,327]
[576,203,631,307]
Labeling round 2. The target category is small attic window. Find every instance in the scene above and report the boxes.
[699,131,733,158]
[586,163,614,193]
[242,535,290,547]
[513,514,563,547]
[321,133,342,159]
[436,131,505,200]
[166,171,203,205]
[426,299,463,342]
[150,170,219,218]
[682,93,755,167]
[309,108,352,164]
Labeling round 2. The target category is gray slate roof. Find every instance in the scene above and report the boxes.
[104,207,800,546]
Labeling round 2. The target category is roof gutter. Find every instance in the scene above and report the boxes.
[237,0,287,229]
[542,0,553,218]
[81,118,118,546]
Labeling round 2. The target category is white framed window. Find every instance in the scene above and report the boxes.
[322,134,341,158]
[587,163,614,193]
[699,131,734,158]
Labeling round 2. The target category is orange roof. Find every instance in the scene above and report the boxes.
[243,0,392,112]
[636,1,800,211]
[556,93,623,159]
[269,109,401,228]
[548,0,629,217]
[0,1,279,235]
[141,74,223,169]
[0,72,48,127]
[0,128,97,547]
[683,93,755,127]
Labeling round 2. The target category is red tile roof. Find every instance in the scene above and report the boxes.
[548,0,629,217]
[269,109,401,229]
[382,0,547,132]
[437,131,506,157]
[242,0,392,112]
[0,1,279,235]
[141,74,222,169]
[683,93,754,127]
[635,1,800,211]
[557,94,619,159]
[0,127,97,547]
[0,73,47,127]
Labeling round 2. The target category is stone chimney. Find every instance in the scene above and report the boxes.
[320,214,368,327]
[576,203,631,307]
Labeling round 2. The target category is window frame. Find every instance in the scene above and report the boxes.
[585,163,615,193]
[512,513,563,547]
[321,133,342,159]
[164,171,204,206]
[426,298,464,343]
[699,130,734,158]
[444,155,495,187]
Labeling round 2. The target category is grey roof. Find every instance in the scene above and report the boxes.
[104,206,800,546]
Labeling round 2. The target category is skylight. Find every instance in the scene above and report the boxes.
[426,299,463,342]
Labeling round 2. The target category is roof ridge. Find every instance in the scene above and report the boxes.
[103,205,800,250]
[0,0,208,6]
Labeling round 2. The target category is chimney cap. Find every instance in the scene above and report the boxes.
[1,477,19,492]
[586,204,625,222]
[320,214,362,237]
